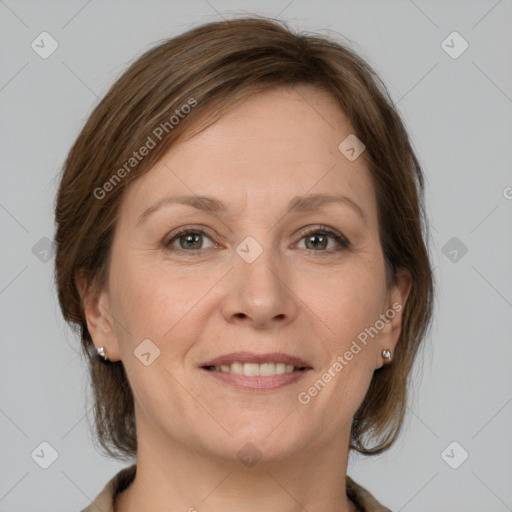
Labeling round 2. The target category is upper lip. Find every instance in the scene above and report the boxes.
[201,351,312,369]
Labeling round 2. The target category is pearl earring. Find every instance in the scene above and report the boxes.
[382,349,392,363]
[97,346,109,361]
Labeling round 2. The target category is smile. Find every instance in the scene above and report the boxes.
[204,361,302,376]
[200,352,312,391]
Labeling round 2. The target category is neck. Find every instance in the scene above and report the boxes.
[115,416,357,512]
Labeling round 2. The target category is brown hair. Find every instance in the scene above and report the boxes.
[54,16,435,460]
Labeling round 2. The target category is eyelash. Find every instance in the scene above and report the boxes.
[163,225,351,256]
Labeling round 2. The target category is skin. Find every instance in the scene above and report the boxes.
[81,84,411,512]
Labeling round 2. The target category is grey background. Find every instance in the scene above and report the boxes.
[1,1,511,511]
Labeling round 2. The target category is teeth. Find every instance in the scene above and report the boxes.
[243,363,259,376]
[275,363,286,374]
[231,362,244,374]
[211,362,300,376]
[259,362,275,376]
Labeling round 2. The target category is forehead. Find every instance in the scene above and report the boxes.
[119,84,377,225]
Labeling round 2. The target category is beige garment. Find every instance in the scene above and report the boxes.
[81,464,392,512]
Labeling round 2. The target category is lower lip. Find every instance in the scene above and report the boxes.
[201,368,311,391]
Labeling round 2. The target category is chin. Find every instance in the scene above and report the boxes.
[201,422,310,464]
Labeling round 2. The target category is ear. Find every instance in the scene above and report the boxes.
[75,271,121,361]
[376,267,412,368]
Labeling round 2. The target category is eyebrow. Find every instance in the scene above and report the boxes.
[137,192,367,225]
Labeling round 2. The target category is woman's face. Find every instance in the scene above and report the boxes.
[87,84,410,464]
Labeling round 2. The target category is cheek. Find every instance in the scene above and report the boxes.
[301,263,386,411]
[310,264,386,343]
[298,274,380,425]
[108,252,170,340]
[109,253,217,351]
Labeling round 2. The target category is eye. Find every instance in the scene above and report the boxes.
[163,227,218,254]
[163,225,351,256]
[295,225,351,254]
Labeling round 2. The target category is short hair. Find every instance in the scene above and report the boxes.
[54,16,435,460]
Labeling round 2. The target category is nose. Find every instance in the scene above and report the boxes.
[220,243,299,329]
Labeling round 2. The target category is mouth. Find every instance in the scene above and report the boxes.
[203,362,307,376]
[200,352,312,391]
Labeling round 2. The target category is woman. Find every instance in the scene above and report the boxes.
[55,16,434,512]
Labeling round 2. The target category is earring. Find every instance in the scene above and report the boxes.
[382,349,392,364]
[97,346,109,361]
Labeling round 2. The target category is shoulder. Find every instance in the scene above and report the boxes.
[346,475,393,512]
[80,464,136,512]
